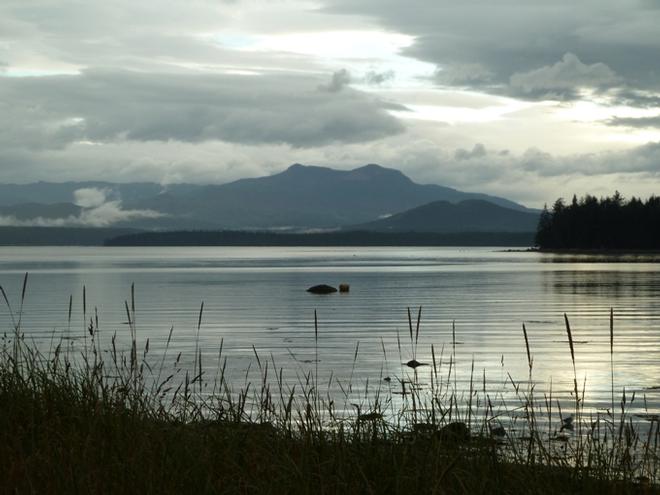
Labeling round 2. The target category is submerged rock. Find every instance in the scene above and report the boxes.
[307,284,337,294]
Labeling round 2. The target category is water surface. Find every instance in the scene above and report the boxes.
[1,246,658,418]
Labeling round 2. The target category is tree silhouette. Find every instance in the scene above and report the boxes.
[535,193,660,249]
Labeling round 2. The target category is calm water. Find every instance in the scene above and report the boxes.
[1,246,659,417]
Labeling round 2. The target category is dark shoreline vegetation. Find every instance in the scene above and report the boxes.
[0,226,139,246]
[104,230,535,247]
[536,193,660,250]
[0,278,658,494]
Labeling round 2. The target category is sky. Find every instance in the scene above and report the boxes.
[1,0,660,207]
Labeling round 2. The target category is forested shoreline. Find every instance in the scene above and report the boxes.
[536,193,660,250]
[105,230,534,247]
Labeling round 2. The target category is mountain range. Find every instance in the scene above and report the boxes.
[0,164,539,233]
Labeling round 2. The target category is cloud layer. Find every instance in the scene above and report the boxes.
[0,188,162,227]
[1,0,659,207]
[326,0,660,95]
[0,69,405,150]
[509,53,619,100]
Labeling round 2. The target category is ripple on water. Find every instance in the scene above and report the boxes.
[0,246,659,416]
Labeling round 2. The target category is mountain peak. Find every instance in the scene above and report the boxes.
[352,163,402,176]
[284,163,403,177]
[354,163,386,172]
[282,163,334,176]
[0,163,531,231]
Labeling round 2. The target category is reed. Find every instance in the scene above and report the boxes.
[0,278,657,494]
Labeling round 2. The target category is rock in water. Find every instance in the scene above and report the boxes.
[307,284,337,294]
[405,359,427,369]
[339,283,350,293]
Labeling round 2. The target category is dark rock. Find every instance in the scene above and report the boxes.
[404,359,428,369]
[489,425,506,437]
[437,422,469,443]
[357,412,383,422]
[307,284,337,294]
[560,415,574,431]
[339,283,350,293]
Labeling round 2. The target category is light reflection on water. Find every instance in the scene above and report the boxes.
[0,246,658,419]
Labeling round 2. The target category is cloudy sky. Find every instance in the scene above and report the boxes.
[2,0,660,206]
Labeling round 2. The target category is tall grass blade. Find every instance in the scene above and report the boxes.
[17,272,28,330]
[522,323,532,372]
[610,308,615,415]
[415,306,421,347]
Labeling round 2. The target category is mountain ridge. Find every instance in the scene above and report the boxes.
[0,164,535,230]
[134,163,533,229]
[350,199,540,233]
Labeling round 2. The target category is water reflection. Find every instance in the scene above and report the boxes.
[540,253,660,264]
[544,269,660,298]
[0,246,658,420]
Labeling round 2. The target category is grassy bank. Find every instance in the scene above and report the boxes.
[0,280,658,493]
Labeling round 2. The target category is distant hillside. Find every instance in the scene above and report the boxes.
[0,182,198,207]
[0,164,534,230]
[136,164,533,229]
[0,202,81,220]
[351,199,540,233]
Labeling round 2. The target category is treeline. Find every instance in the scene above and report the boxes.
[106,230,535,247]
[0,227,138,246]
[536,192,660,249]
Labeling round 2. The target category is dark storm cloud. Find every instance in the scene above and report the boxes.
[0,69,405,150]
[400,140,660,190]
[324,0,660,98]
[607,116,660,129]
[509,53,620,101]
[365,70,395,85]
[318,69,351,92]
[434,64,494,88]
[454,143,487,161]
[612,90,660,108]
[517,143,660,177]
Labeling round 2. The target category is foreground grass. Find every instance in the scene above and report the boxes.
[1,369,654,495]
[0,279,658,494]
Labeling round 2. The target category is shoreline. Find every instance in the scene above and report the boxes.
[103,229,536,247]
[505,247,660,255]
[0,276,658,493]
[2,311,658,494]
[538,248,660,256]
